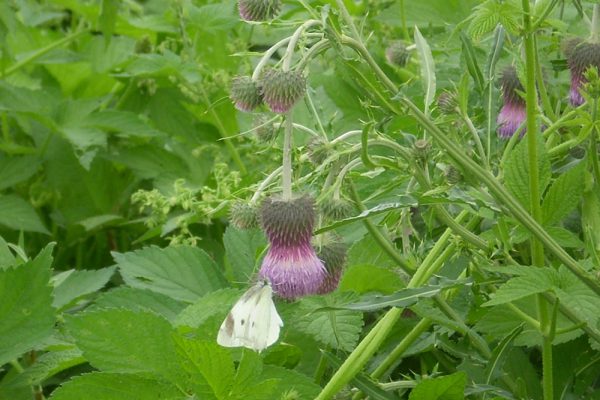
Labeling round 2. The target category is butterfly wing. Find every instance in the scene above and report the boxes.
[217,284,263,348]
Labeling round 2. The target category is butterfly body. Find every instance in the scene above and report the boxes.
[217,280,283,352]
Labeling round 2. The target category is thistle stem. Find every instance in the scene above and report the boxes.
[250,166,283,203]
[589,97,600,185]
[282,113,294,200]
[591,4,600,43]
[283,20,322,71]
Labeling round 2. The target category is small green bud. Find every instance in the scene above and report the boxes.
[229,201,259,229]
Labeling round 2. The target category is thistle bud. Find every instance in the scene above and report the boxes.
[230,76,262,112]
[567,40,600,106]
[254,115,279,142]
[316,237,348,294]
[444,165,462,185]
[260,69,306,113]
[229,201,259,229]
[413,139,431,159]
[497,66,526,138]
[437,91,458,115]
[570,146,586,159]
[238,0,281,22]
[385,41,410,67]
[259,195,326,299]
[306,137,331,165]
[319,197,354,221]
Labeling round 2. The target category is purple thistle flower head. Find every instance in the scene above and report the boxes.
[238,0,281,22]
[497,66,526,139]
[567,41,600,106]
[258,195,326,299]
[230,76,262,112]
[315,237,348,295]
[260,69,306,114]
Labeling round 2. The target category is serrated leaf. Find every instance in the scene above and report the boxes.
[0,155,40,190]
[414,26,436,116]
[94,287,186,322]
[554,266,600,330]
[48,372,182,400]
[223,227,266,283]
[0,244,56,365]
[0,194,49,234]
[292,295,363,351]
[113,245,227,303]
[66,309,183,382]
[260,365,321,399]
[542,161,585,225]
[504,134,551,210]
[175,288,242,328]
[483,268,556,306]
[52,267,116,309]
[409,371,467,400]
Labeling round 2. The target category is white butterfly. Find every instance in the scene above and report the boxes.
[217,280,283,352]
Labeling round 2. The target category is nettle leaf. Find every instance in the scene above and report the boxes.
[542,161,585,225]
[554,266,600,330]
[94,287,186,322]
[66,309,183,382]
[483,267,556,306]
[0,155,40,190]
[408,371,467,400]
[468,0,520,40]
[48,372,182,400]
[52,266,116,309]
[175,288,242,328]
[0,194,49,234]
[503,134,551,210]
[338,264,404,294]
[413,26,436,116]
[0,244,56,365]
[260,365,321,399]
[113,245,227,303]
[223,227,266,284]
[291,295,363,351]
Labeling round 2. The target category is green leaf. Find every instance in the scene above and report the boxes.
[504,134,551,210]
[48,372,182,400]
[175,288,242,328]
[0,244,56,365]
[0,194,49,234]
[292,295,363,351]
[223,227,266,283]
[260,365,321,399]
[99,0,119,41]
[460,32,485,92]
[113,245,227,303]
[93,287,186,322]
[0,155,40,190]
[413,26,436,116]
[408,371,467,400]
[52,267,116,309]
[66,309,183,382]
[0,235,16,268]
[542,161,585,225]
[338,264,404,294]
[483,268,556,306]
[83,110,162,139]
[485,324,524,384]
[554,266,600,330]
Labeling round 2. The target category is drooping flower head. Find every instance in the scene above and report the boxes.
[229,201,259,229]
[230,76,262,112]
[567,40,600,106]
[315,236,348,294]
[260,69,306,113]
[238,0,281,22]
[259,195,326,299]
[497,66,526,139]
[385,41,410,67]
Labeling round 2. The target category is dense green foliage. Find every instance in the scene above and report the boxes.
[3,0,600,399]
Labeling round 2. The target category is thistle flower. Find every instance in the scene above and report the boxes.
[260,69,306,114]
[229,201,259,229]
[497,66,526,138]
[238,0,281,22]
[437,91,458,115]
[306,136,331,165]
[253,115,279,143]
[385,41,410,67]
[258,195,326,299]
[567,40,600,106]
[319,197,354,221]
[230,76,262,112]
[316,237,348,294]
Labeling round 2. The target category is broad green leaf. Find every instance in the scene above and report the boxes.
[66,309,183,382]
[0,155,40,190]
[483,268,555,306]
[51,266,116,309]
[93,287,186,322]
[408,371,467,400]
[83,110,162,139]
[554,266,600,330]
[48,372,182,400]
[485,324,523,384]
[175,288,242,328]
[0,235,15,268]
[223,227,266,283]
[338,264,404,294]
[260,365,321,399]
[542,161,585,225]
[0,244,55,365]
[113,245,227,303]
[347,235,396,268]
[413,26,436,116]
[292,295,363,351]
[503,134,551,210]
[0,194,49,234]
[76,214,123,232]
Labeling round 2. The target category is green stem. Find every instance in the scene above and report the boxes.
[590,98,600,185]
[1,29,88,78]
[460,112,488,168]
[282,113,293,200]
[591,4,600,43]
[400,0,410,40]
